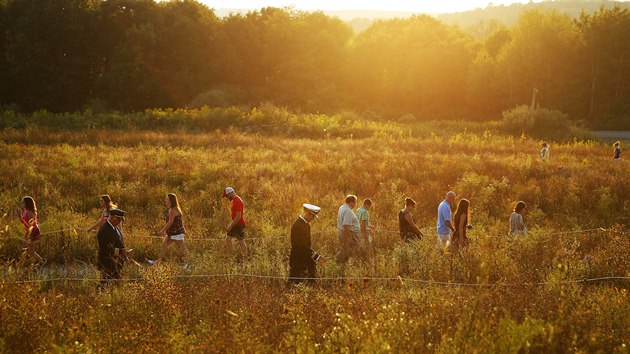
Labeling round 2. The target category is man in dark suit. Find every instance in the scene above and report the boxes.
[288,204,325,286]
[97,208,127,287]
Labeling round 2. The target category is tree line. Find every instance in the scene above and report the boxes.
[1,0,629,128]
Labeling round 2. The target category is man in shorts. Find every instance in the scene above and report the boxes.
[222,187,248,260]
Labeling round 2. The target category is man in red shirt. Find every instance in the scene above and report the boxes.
[222,187,248,260]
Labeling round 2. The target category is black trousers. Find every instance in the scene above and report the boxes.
[288,262,317,285]
[98,259,122,287]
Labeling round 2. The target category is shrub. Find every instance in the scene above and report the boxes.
[499,105,584,141]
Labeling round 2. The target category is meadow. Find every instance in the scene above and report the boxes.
[0,108,628,352]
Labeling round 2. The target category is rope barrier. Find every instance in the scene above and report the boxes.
[1,271,628,286]
[124,233,288,241]
[550,228,607,235]
[0,226,617,288]
[38,227,79,236]
[1,225,607,242]
[0,227,289,242]
[325,227,605,238]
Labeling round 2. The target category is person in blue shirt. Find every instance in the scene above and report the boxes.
[436,191,456,248]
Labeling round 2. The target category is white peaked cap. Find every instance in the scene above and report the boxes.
[303,203,321,217]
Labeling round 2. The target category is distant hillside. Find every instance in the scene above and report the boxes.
[438,1,630,28]
[213,1,630,32]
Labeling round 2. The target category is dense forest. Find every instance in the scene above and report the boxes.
[1,0,630,128]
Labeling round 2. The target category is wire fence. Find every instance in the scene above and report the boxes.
[1,225,608,242]
[0,225,619,288]
[1,271,628,287]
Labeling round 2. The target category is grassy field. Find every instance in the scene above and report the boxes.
[0,110,628,352]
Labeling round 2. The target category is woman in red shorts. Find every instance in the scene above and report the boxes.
[17,196,45,265]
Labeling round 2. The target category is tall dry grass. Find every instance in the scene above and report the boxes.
[0,112,628,352]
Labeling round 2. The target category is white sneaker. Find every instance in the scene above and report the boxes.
[182,263,191,270]
[147,259,156,265]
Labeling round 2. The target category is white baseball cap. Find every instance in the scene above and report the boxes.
[222,187,235,197]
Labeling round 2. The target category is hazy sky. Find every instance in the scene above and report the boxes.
[200,1,542,14]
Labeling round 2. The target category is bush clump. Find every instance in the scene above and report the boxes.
[499,105,585,141]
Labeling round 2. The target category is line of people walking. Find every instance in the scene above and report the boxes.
[15,187,532,287]
[288,191,532,285]
[12,187,249,287]
[10,137,622,289]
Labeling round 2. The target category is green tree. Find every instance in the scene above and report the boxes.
[576,6,630,127]
[0,0,99,111]
[348,15,475,119]
[221,7,352,111]
[466,22,512,117]
[95,0,222,110]
[496,10,582,116]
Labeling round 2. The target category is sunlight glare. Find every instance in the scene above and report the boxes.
[201,0,541,14]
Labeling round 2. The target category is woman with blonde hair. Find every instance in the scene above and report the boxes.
[148,193,190,267]
[86,195,117,232]
[17,196,45,265]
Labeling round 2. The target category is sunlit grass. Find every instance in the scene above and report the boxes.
[0,112,628,352]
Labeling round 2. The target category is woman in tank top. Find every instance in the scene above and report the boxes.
[17,196,45,265]
[399,197,424,242]
[451,199,471,251]
[86,195,117,232]
[148,193,190,267]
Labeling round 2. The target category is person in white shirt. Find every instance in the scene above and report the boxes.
[335,195,360,264]
[540,142,550,161]
[509,201,528,236]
